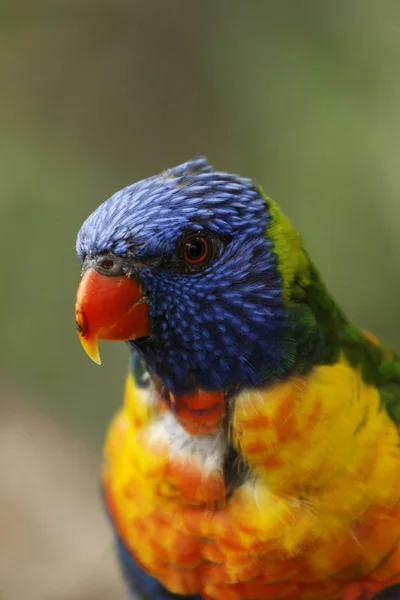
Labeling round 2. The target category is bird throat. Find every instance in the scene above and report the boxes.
[154,379,226,436]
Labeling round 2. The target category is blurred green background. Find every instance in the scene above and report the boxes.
[2,0,400,440]
[1,2,400,598]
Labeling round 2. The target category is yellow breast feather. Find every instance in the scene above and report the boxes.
[103,356,400,599]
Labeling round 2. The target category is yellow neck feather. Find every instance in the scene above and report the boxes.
[233,354,400,547]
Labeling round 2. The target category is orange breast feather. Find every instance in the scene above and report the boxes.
[103,358,400,600]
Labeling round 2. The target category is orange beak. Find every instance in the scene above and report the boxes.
[75,268,149,364]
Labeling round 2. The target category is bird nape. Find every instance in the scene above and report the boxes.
[75,157,400,600]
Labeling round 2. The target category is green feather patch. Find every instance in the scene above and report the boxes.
[262,189,400,424]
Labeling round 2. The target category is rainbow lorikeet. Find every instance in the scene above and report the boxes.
[75,158,400,600]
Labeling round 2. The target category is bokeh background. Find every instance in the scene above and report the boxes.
[1,1,399,598]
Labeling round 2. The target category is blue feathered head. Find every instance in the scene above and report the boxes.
[75,157,305,395]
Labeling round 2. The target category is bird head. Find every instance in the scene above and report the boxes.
[75,157,313,395]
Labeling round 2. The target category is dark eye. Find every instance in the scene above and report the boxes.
[183,235,209,264]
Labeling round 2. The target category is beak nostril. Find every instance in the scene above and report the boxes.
[99,257,115,270]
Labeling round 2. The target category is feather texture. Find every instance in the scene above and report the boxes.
[103,353,400,599]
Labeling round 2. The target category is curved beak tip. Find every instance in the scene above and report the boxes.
[81,336,102,365]
[75,304,102,365]
[77,331,102,365]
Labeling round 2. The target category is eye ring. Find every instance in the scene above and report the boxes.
[183,235,209,264]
